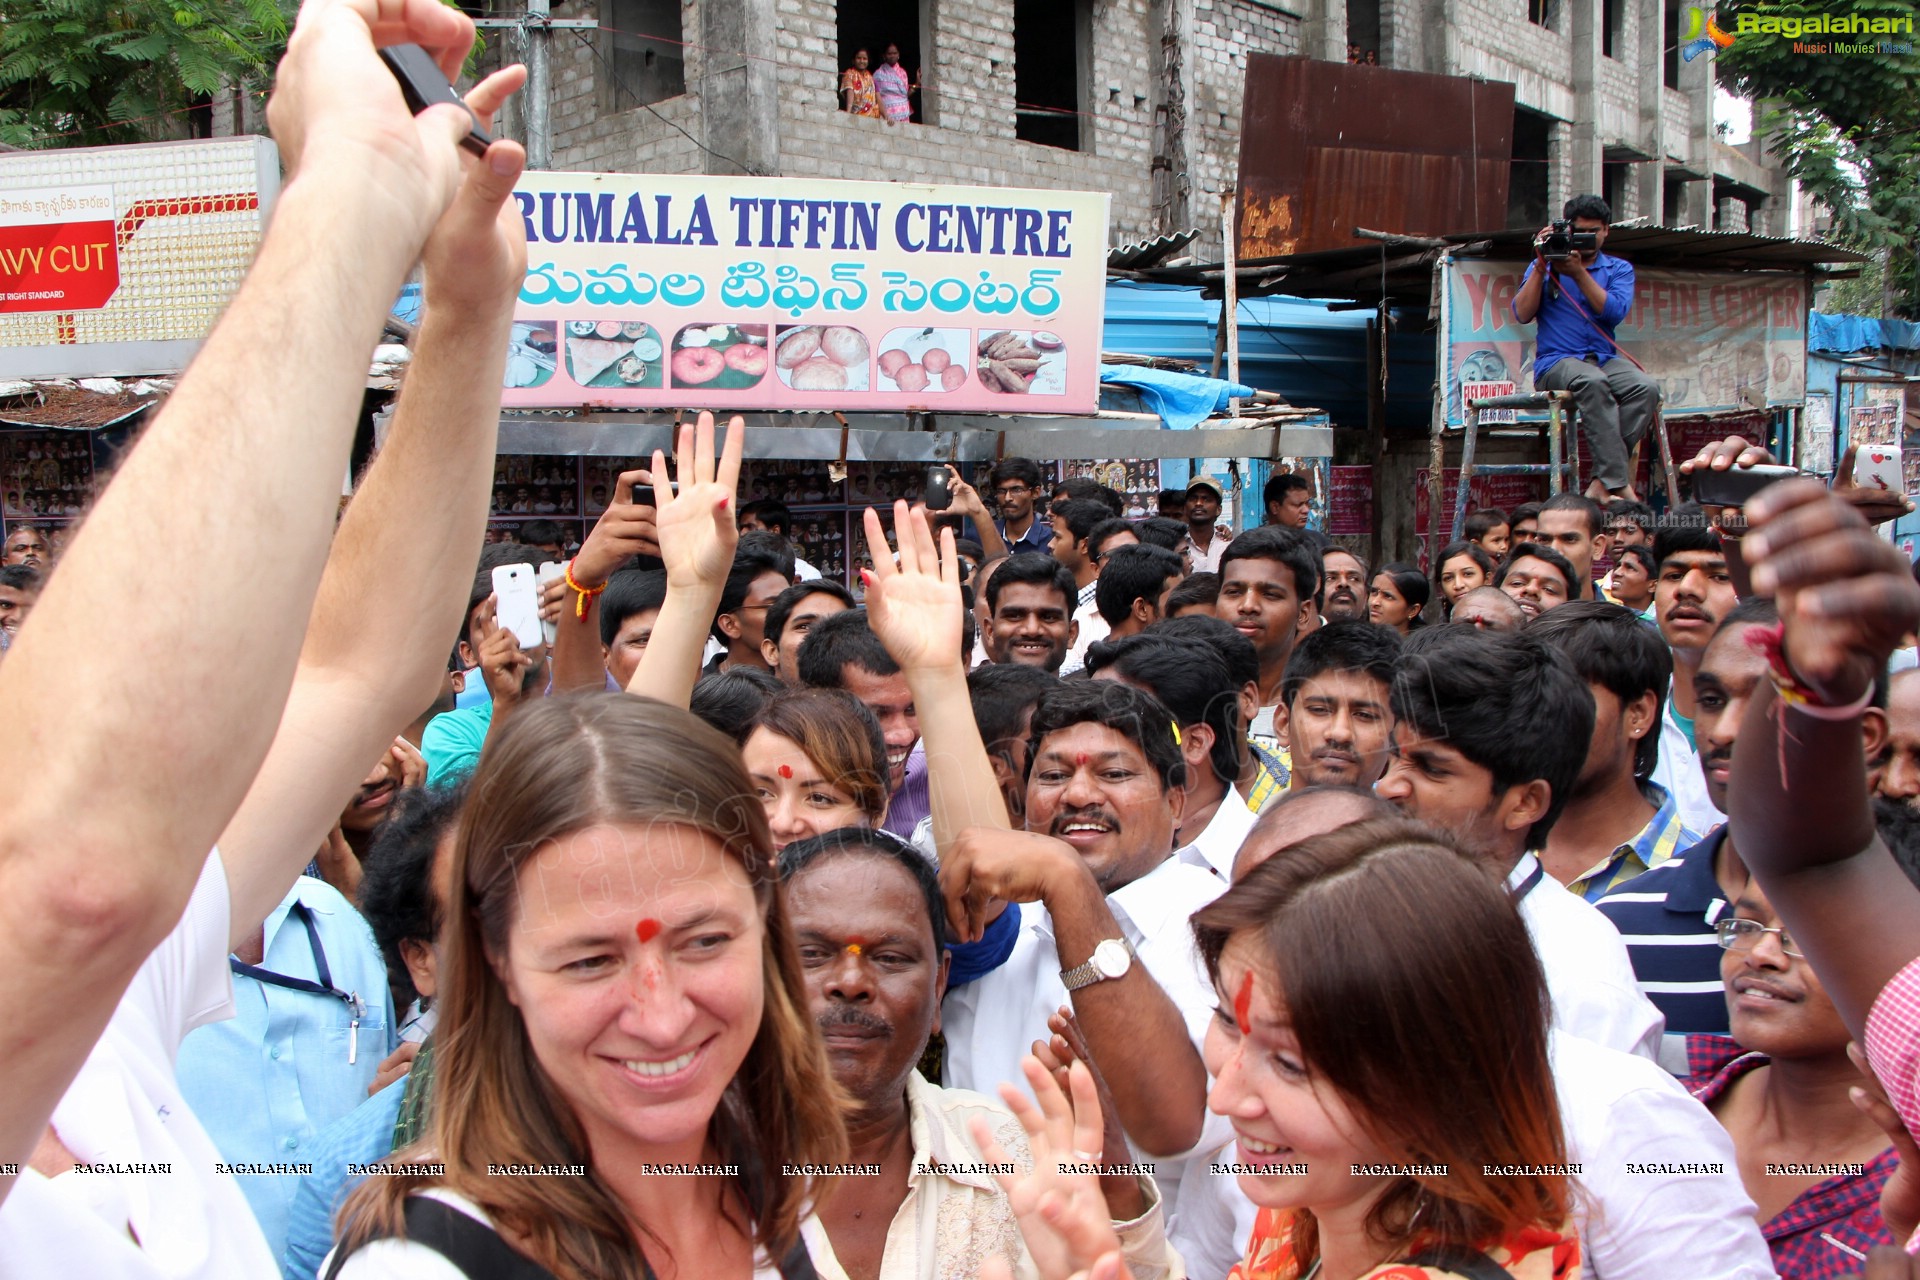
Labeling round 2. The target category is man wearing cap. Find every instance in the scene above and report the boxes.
[1184,479,1232,574]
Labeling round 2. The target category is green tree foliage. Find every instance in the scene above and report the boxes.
[0,0,290,148]
[1715,0,1920,315]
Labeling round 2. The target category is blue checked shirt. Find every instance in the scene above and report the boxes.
[1567,781,1701,903]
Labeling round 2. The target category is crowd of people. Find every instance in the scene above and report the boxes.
[12,7,1920,1280]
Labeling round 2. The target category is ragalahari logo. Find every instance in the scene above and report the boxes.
[1682,6,1738,58]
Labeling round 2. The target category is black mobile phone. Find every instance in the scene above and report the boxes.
[925,466,953,511]
[378,44,492,158]
[1690,463,1803,507]
[631,480,678,507]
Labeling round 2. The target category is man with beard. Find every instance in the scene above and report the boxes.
[1599,599,1889,1058]
[1318,547,1368,623]
[1876,668,1920,809]
[777,828,1180,1280]
[1275,620,1399,792]
[1532,601,1700,900]
[983,553,1076,673]
[1183,479,1231,573]
[798,608,931,837]
[988,457,1052,556]
[1648,514,1739,834]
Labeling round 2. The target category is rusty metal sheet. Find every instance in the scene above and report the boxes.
[1236,54,1515,258]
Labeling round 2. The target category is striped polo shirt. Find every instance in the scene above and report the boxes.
[1595,828,1736,1038]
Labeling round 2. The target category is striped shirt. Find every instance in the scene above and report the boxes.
[1566,782,1703,902]
[1241,739,1291,813]
[1595,828,1736,1037]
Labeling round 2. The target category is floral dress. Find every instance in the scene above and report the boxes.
[840,66,880,118]
[874,60,913,122]
[1228,1209,1582,1280]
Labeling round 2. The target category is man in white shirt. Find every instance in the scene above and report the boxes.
[780,827,1181,1280]
[939,682,1228,1215]
[1379,625,1664,1060]
[0,8,534,1269]
[1182,480,1232,574]
[1648,519,1737,834]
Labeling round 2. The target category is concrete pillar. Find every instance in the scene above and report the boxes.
[698,0,781,175]
[1304,0,1351,63]
[1568,0,1605,200]
[1547,118,1575,215]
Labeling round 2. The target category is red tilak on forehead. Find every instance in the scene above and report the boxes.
[635,918,662,943]
[777,764,793,779]
[1234,970,1254,1037]
[1075,752,1090,767]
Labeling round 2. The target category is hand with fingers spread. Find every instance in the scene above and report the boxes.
[1852,1041,1920,1242]
[1032,1007,1144,1221]
[862,502,965,674]
[1743,482,1920,706]
[970,1056,1127,1280]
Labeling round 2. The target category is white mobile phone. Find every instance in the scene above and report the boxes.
[491,563,543,649]
[536,561,567,646]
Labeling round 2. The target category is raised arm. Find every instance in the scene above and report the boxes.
[1729,479,1920,1037]
[0,0,494,1180]
[216,66,529,942]
[861,503,1013,930]
[549,468,661,693]
[624,413,742,708]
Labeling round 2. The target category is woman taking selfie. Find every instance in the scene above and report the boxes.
[742,687,891,853]
[1197,817,1579,1280]
[324,694,848,1279]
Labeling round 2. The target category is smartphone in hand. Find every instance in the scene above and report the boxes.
[1691,464,1803,507]
[925,466,954,511]
[378,44,492,157]
[536,561,567,647]
[491,563,543,649]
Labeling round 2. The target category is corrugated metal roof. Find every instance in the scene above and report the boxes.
[1108,230,1198,271]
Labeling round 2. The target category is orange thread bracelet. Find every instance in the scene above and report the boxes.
[564,558,606,619]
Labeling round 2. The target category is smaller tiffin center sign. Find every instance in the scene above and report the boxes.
[0,137,279,379]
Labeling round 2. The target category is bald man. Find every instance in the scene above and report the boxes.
[1450,585,1527,632]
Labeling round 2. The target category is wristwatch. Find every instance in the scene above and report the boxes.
[1061,938,1136,992]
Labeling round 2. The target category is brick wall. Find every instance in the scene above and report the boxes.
[542,0,1296,253]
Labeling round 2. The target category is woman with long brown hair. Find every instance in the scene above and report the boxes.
[324,693,849,1279]
[1198,817,1580,1280]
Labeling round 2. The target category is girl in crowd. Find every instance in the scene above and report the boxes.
[741,687,891,852]
[873,44,916,124]
[1367,563,1428,634]
[1432,541,1496,613]
[840,48,881,118]
[1196,817,1580,1280]
[325,695,849,1278]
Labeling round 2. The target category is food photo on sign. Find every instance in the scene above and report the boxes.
[497,174,1108,412]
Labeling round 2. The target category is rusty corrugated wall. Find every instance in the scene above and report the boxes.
[1235,55,1515,258]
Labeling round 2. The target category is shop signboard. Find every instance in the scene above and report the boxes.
[502,173,1109,415]
[1442,259,1807,426]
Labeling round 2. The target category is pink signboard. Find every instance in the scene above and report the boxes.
[500,174,1109,414]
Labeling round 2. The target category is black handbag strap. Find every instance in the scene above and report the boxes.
[323,1196,560,1280]
[1404,1247,1518,1280]
[323,1194,819,1280]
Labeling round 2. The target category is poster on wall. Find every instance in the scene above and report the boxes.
[1442,260,1808,426]
[501,174,1109,414]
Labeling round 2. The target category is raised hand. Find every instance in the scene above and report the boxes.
[1744,481,1920,704]
[651,413,743,591]
[574,467,663,586]
[971,1056,1127,1280]
[418,65,529,316]
[862,501,964,673]
[1033,1007,1144,1221]
[388,736,427,792]
[470,594,535,707]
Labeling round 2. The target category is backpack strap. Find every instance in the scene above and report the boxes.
[322,1195,562,1280]
[1402,1247,1518,1280]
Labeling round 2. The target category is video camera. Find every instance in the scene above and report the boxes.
[1542,221,1601,260]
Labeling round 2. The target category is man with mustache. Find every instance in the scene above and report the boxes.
[1876,669,1920,811]
[1318,547,1369,623]
[1599,598,1891,1062]
[777,827,1180,1280]
[1648,513,1739,834]
[1274,620,1399,793]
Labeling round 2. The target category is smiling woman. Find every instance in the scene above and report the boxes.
[327,694,848,1280]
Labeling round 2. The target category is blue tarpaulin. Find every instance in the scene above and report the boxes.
[1809,311,1920,354]
[1097,364,1255,431]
